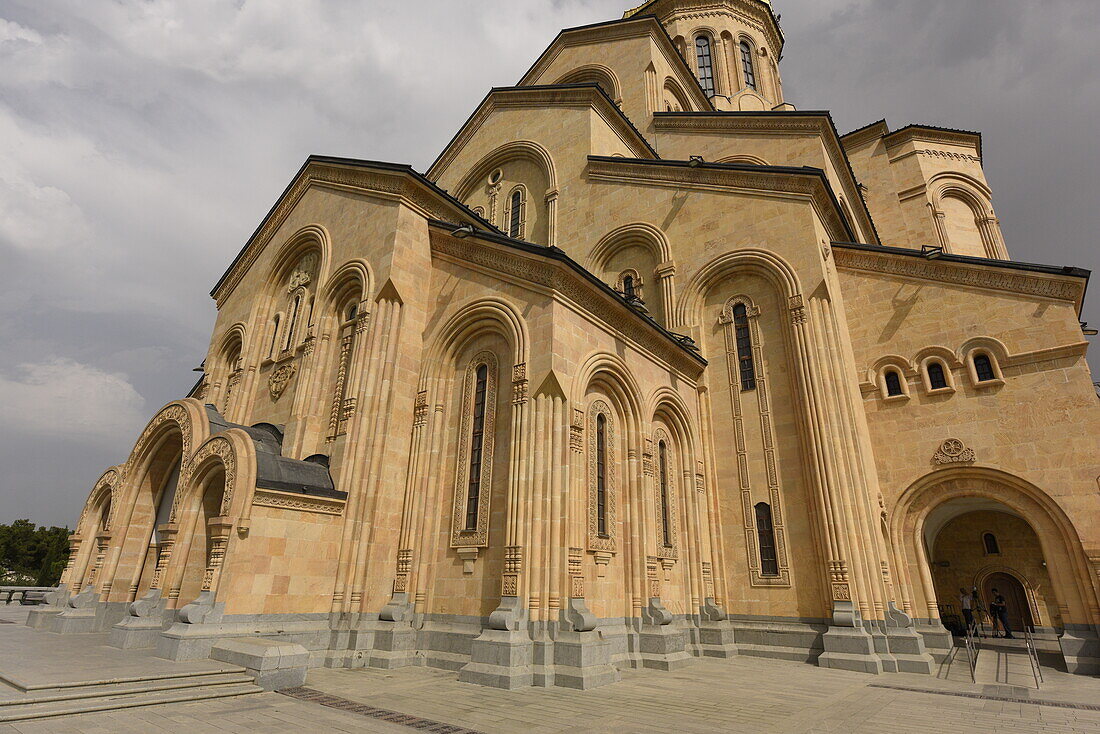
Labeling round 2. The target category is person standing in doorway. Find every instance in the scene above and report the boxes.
[989,588,1014,639]
[959,587,976,634]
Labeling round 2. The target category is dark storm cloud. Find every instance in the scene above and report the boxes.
[0,0,1096,526]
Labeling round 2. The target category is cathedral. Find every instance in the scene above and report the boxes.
[30,0,1100,688]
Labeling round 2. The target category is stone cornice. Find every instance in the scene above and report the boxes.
[625,0,783,54]
[252,487,346,516]
[654,112,879,244]
[426,85,657,183]
[517,15,712,112]
[586,156,853,242]
[211,158,491,307]
[834,245,1087,310]
[428,226,707,377]
[839,120,889,152]
[883,126,982,161]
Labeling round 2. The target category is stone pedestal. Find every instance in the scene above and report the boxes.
[915,622,954,663]
[457,629,533,689]
[638,625,693,671]
[211,638,309,691]
[885,627,935,674]
[1059,627,1100,675]
[553,630,620,689]
[25,606,64,630]
[368,622,420,669]
[109,591,171,649]
[696,621,738,658]
[818,626,884,674]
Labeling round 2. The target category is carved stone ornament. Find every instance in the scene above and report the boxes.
[287,252,318,292]
[933,438,976,465]
[268,364,296,401]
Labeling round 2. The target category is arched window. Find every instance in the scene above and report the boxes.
[885,370,904,397]
[732,304,756,391]
[284,293,302,352]
[740,40,757,91]
[658,440,672,547]
[464,363,489,531]
[622,274,635,298]
[974,353,996,383]
[983,532,1000,555]
[755,502,778,576]
[596,414,608,538]
[268,314,281,359]
[927,362,948,391]
[695,35,715,97]
[327,301,362,440]
[508,189,525,239]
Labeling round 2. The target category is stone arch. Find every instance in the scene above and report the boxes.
[588,223,674,326]
[453,141,556,246]
[928,173,999,258]
[663,77,692,112]
[423,297,529,388]
[972,563,1043,629]
[67,468,121,590]
[716,154,769,166]
[675,248,802,333]
[890,467,1098,636]
[555,64,621,103]
[267,224,333,293]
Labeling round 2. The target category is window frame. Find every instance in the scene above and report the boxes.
[739,39,757,91]
[966,350,1005,387]
[587,400,617,554]
[920,357,955,395]
[982,532,1001,556]
[732,303,757,392]
[506,186,527,240]
[450,351,499,549]
[755,502,779,577]
[694,34,716,97]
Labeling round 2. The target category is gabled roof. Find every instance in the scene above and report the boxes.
[653,110,880,244]
[426,84,658,184]
[516,14,712,114]
[585,155,856,243]
[210,156,497,305]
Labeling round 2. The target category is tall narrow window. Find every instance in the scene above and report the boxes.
[508,189,524,239]
[974,354,996,382]
[733,304,756,391]
[284,294,301,352]
[695,35,715,97]
[596,414,608,537]
[927,362,948,390]
[755,502,778,576]
[327,302,360,440]
[983,532,1000,555]
[885,370,904,397]
[268,314,281,359]
[464,364,489,531]
[658,440,672,547]
[740,40,757,90]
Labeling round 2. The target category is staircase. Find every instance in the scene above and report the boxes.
[0,667,263,722]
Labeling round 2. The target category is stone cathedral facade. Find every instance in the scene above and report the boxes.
[31,0,1100,688]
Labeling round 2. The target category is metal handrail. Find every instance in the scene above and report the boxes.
[963,627,979,683]
[1023,627,1044,688]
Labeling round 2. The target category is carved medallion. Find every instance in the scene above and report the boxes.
[287,253,318,292]
[268,364,296,401]
[933,438,976,465]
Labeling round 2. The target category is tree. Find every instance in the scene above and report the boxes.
[0,521,72,587]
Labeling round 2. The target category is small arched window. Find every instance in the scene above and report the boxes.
[755,502,778,577]
[658,440,672,547]
[732,303,756,391]
[596,413,608,538]
[622,274,636,299]
[464,364,489,531]
[983,532,1000,555]
[695,35,715,97]
[927,362,948,391]
[740,40,757,91]
[974,353,996,383]
[885,370,904,397]
[508,189,525,239]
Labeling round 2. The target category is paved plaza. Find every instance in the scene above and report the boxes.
[2,607,1098,733]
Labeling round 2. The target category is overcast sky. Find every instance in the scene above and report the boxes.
[1,0,1097,527]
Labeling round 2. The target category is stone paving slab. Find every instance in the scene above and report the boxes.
[0,626,240,692]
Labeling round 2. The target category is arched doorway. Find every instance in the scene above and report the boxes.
[982,572,1034,634]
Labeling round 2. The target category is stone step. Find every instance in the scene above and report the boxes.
[0,672,256,707]
[0,681,263,722]
[6,663,246,692]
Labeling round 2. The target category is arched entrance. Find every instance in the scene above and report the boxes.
[982,572,1034,634]
[891,468,1100,673]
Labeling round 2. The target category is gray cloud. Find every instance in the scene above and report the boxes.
[0,0,1096,526]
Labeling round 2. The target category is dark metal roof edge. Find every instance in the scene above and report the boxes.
[425,219,708,367]
[832,241,1091,280]
[586,155,857,241]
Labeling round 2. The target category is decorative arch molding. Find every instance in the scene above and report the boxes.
[78,467,122,535]
[571,351,644,422]
[913,345,963,370]
[586,398,618,556]
[173,429,258,523]
[116,399,212,512]
[890,466,1098,625]
[957,336,1010,365]
[972,563,1046,627]
[266,224,332,295]
[554,64,622,103]
[868,354,916,381]
[215,324,247,362]
[716,154,769,166]
[651,426,680,559]
[453,140,558,203]
[450,351,500,549]
[586,222,673,271]
[675,248,803,330]
[320,259,374,314]
[663,77,693,112]
[422,297,530,387]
